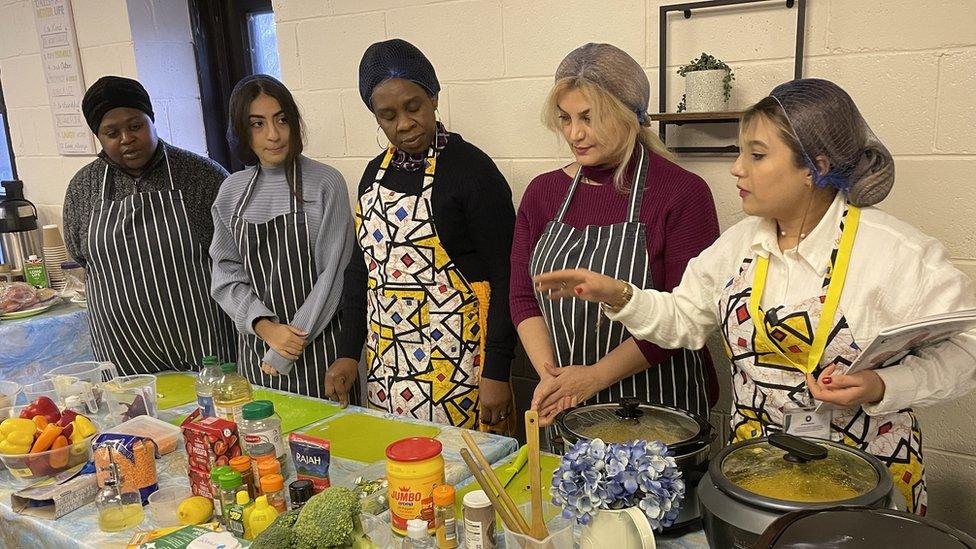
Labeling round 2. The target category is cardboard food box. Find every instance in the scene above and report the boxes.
[180,409,240,498]
[11,470,98,520]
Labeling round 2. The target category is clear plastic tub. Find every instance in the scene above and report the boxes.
[148,485,192,527]
[104,374,158,424]
[108,414,181,455]
[0,381,20,409]
[45,361,117,414]
[502,502,574,549]
[0,406,97,486]
[22,378,65,408]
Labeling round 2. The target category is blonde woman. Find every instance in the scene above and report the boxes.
[510,43,720,427]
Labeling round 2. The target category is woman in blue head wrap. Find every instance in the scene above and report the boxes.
[326,39,517,434]
[535,78,976,515]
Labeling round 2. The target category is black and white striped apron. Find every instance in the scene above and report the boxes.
[85,150,236,375]
[529,146,708,417]
[230,165,352,400]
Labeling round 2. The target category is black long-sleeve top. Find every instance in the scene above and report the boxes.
[337,132,517,382]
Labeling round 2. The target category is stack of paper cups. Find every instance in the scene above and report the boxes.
[42,225,70,291]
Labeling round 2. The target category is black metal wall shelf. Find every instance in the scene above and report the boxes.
[657,0,806,154]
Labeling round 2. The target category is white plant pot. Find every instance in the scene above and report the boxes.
[683,69,729,112]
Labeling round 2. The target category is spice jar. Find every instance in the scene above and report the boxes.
[218,471,243,523]
[289,479,314,510]
[209,465,232,524]
[463,490,496,549]
[229,455,256,499]
[248,441,276,486]
[433,484,458,548]
[260,473,287,513]
[239,401,287,473]
[256,457,281,493]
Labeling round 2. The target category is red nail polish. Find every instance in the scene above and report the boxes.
[574,287,582,295]
[823,376,832,385]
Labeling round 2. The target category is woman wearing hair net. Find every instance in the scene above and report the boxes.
[510,43,721,432]
[536,78,976,514]
[326,39,517,433]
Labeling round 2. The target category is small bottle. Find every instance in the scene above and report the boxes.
[256,457,281,494]
[209,465,232,524]
[260,473,287,513]
[405,518,437,548]
[95,462,145,532]
[226,490,254,540]
[246,495,279,539]
[289,479,314,510]
[213,363,253,423]
[248,442,277,488]
[196,356,222,417]
[219,471,243,524]
[229,455,256,499]
[433,484,458,548]
[240,400,287,474]
[463,490,496,549]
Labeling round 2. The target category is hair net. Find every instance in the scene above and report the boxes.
[358,39,440,110]
[768,78,894,207]
[555,43,651,126]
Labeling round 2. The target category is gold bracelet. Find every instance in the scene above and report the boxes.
[601,280,633,314]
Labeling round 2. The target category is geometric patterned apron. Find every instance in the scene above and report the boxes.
[230,165,351,400]
[85,151,236,374]
[718,204,927,514]
[529,146,709,417]
[357,144,491,429]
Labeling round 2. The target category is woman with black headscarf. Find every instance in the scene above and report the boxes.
[326,39,517,433]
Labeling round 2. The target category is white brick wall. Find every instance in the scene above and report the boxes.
[1,0,975,534]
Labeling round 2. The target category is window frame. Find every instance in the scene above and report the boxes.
[0,77,18,185]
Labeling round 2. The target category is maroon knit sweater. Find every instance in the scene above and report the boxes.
[510,151,722,403]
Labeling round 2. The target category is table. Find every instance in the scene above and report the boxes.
[0,379,518,549]
[0,302,93,388]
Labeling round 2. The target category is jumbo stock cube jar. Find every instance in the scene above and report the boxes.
[386,437,445,535]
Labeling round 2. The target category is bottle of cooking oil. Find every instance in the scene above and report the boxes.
[95,461,145,532]
[213,362,253,424]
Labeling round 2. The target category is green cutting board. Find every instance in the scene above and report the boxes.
[160,373,341,433]
[156,373,198,409]
[455,451,562,523]
[301,414,440,463]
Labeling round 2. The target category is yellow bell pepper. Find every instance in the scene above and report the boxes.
[0,418,36,437]
[71,415,96,442]
[0,430,34,454]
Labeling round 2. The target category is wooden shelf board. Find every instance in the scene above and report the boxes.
[651,111,745,123]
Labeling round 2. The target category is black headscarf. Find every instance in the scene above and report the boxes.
[358,39,440,110]
[82,76,154,134]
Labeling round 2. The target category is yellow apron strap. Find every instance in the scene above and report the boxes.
[379,146,395,170]
[748,206,861,374]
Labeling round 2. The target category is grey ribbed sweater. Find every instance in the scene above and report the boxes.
[209,156,354,374]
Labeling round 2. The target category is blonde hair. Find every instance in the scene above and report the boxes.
[543,77,673,192]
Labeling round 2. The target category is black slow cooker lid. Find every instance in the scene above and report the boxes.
[755,507,976,548]
[558,398,707,447]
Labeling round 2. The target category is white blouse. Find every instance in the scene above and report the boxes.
[607,192,976,415]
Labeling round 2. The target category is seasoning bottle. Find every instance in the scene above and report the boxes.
[248,441,277,487]
[404,518,437,548]
[289,479,314,510]
[219,471,243,523]
[226,490,254,540]
[433,484,458,548]
[240,400,287,474]
[256,457,281,494]
[260,473,287,513]
[209,465,232,524]
[229,455,256,499]
[246,495,279,539]
[462,490,496,549]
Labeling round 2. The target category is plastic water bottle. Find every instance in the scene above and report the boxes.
[404,518,436,548]
[196,355,221,417]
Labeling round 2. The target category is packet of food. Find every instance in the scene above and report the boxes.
[288,432,331,493]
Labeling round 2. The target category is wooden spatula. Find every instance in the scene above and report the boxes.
[525,410,549,540]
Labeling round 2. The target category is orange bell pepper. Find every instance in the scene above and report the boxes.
[31,423,62,453]
[32,415,48,431]
[49,436,69,468]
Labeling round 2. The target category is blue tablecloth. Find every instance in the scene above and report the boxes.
[0,302,93,389]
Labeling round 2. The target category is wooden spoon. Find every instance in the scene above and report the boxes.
[525,409,549,540]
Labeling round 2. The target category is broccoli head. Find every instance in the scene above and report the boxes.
[293,486,364,549]
[249,508,301,549]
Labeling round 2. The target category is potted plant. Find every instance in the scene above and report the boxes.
[551,438,685,538]
[676,52,735,112]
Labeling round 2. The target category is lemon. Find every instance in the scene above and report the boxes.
[177,495,214,525]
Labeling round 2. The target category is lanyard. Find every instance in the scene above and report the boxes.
[748,205,861,374]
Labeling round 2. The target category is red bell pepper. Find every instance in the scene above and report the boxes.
[56,410,80,428]
[19,397,61,424]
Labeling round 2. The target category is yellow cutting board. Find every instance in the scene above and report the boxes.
[455,451,563,523]
[301,414,441,463]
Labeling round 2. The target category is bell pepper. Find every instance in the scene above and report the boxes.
[0,418,36,437]
[31,423,62,453]
[60,422,74,441]
[56,410,80,428]
[19,396,61,424]
[32,415,48,431]
[0,430,35,454]
[48,436,69,468]
[71,415,96,441]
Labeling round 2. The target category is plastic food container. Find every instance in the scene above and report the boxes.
[45,361,117,414]
[0,381,21,409]
[0,409,97,486]
[386,437,445,535]
[109,415,181,455]
[22,378,64,408]
[503,502,574,549]
[104,374,158,424]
